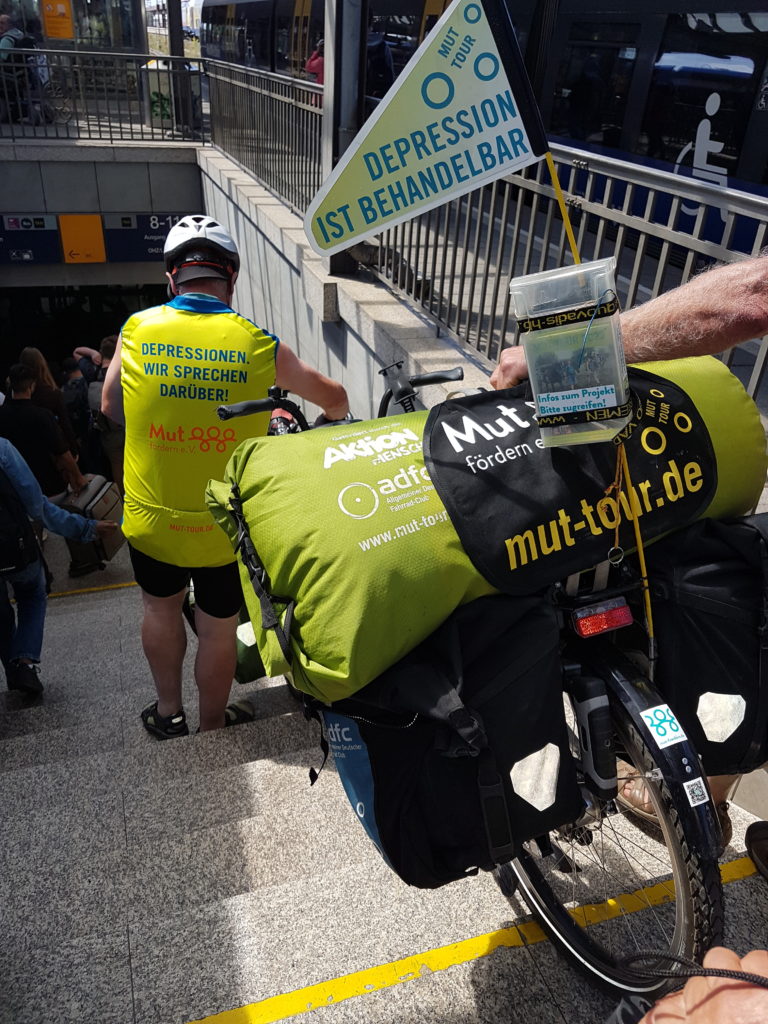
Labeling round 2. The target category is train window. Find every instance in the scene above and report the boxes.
[369,13,419,81]
[275,0,322,76]
[640,13,765,181]
[550,22,640,145]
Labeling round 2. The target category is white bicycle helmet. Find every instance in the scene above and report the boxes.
[163,215,240,277]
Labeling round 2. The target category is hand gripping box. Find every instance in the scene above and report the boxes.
[58,475,125,576]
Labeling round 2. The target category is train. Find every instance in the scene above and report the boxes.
[200,0,768,199]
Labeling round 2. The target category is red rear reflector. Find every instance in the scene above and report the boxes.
[572,598,633,638]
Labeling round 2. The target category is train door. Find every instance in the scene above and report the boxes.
[639,11,768,191]
[544,15,646,150]
[274,0,322,74]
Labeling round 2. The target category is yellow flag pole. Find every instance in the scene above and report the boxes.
[542,151,656,654]
[545,151,581,265]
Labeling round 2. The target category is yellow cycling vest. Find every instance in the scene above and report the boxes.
[120,294,278,566]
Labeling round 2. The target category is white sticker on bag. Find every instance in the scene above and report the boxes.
[640,703,687,749]
[683,778,709,807]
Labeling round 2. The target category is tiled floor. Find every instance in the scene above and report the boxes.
[1,536,767,1024]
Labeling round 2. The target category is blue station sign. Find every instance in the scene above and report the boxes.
[0,214,61,265]
[103,214,183,262]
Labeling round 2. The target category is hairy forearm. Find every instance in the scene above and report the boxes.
[621,254,768,363]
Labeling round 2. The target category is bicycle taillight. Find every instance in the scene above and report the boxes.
[571,597,633,638]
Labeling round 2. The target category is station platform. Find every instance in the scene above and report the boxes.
[1,534,768,1024]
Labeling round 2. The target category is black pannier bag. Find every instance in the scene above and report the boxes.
[311,593,584,889]
[636,514,768,776]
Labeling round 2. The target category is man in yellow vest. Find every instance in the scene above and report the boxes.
[102,215,349,738]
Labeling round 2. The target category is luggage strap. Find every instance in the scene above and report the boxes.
[227,485,294,667]
[443,623,516,866]
[747,521,768,768]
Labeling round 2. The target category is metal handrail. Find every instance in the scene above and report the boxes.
[205,60,323,217]
[367,143,768,403]
[0,48,207,142]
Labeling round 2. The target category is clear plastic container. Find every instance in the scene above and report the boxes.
[509,258,630,446]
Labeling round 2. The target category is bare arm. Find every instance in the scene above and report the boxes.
[621,254,768,362]
[491,254,768,389]
[275,344,349,420]
[55,450,88,493]
[72,346,102,365]
[101,335,125,426]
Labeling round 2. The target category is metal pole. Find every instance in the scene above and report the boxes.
[166,0,185,58]
[321,0,367,273]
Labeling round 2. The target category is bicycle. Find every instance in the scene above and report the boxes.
[217,362,724,999]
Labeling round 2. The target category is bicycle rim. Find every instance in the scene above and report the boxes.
[501,697,724,995]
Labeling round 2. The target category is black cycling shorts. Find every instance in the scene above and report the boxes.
[128,543,243,618]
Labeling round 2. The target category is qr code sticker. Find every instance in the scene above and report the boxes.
[684,778,709,807]
[640,703,687,749]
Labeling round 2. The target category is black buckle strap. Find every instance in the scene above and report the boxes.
[228,485,294,667]
[477,747,516,864]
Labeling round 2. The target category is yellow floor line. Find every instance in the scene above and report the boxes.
[193,856,758,1024]
[48,580,137,599]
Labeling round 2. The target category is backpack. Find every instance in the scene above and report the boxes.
[0,466,39,576]
[87,374,122,434]
[366,35,394,97]
[61,377,90,437]
[305,593,584,888]
[633,513,768,775]
[0,28,40,83]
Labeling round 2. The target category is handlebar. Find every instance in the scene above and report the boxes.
[409,368,464,388]
[377,362,464,417]
[217,388,311,431]
[218,364,465,428]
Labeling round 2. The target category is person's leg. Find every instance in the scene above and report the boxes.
[140,587,188,716]
[194,606,239,730]
[192,561,244,731]
[5,560,47,696]
[128,544,190,732]
[0,576,16,680]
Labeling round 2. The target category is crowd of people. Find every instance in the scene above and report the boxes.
[0,339,125,697]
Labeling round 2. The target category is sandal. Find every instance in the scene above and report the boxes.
[616,759,733,847]
[224,698,255,727]
[141,701,189,740]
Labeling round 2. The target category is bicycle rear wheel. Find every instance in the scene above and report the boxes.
[498,694,724,996]
[43,69,73,124]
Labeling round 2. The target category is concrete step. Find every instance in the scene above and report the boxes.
[0,662,303,758]
[4,847,766,1024]
[0,739,332,953]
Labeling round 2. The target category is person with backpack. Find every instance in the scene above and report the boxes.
[60,357,91,464]
[0,437,116,698]
[366,14,395,100]
[73,336,125,491]
[0,13,44,124]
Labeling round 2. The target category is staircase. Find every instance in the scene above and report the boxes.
[1,540,767,1024]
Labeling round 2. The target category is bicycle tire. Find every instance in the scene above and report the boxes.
[501,694,724,996]
[43,74,73,124]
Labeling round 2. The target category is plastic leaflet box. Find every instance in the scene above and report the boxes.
[509,258,630,446]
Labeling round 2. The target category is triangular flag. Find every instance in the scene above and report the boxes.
[304,0,548,256]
